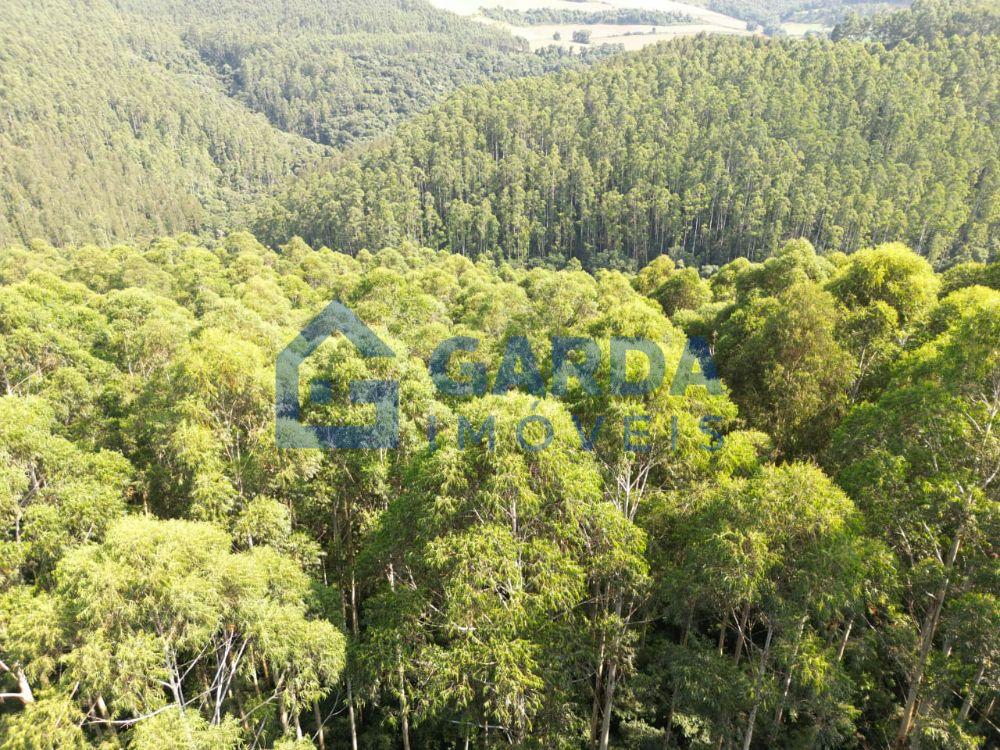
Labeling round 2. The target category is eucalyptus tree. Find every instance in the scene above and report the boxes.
[827,286,1000,746]
[4,517,346,748]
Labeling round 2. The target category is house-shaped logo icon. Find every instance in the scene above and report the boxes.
[275,301,398,449]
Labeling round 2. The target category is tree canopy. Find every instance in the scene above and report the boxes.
[1,232,996,747]
[256,31,999,269]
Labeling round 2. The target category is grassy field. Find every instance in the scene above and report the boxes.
[426,0,824,51]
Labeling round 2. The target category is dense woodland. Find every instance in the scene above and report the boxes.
[255,14,999,269]
[1,0,998,748]
[0,0,604,247]
[0,233,996,749]
[697,0,908,28]
[0,0,321,248]
[148,0,611,149]
[831,0,1000,46]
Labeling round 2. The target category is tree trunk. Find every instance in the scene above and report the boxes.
[598,659,618,750]
[590,580,609,748]
[399,662,412,750]
[346,675,359,750]
[314,700,326,750]
[975,695,995,735]
[235,692,251,733]
[774,613,808,726]
[14,667,34,704]
[339,587,359,750]
[279,695,290,734]
[663,619,691,749]
[597,590,627,750]
[893,520,964,749]
[836,617,854,662]
[742,622,773,750]
[734,607,750,666]
[663,693,676,750]
[384,564,411,750]
[590,631,606,747]
[387,563,411,750]
[959,660,987,722]
[96,695,116,737]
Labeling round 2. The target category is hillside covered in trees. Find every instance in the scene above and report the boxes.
[129,0,611,149]
[4,0,995,269]
[1,1,998,747]
[697,0,908,28]
[0,0,602,247]
[0,231,997,749]
[256,2,999,270]
[832,0,1000,45]
[0,0,321,248]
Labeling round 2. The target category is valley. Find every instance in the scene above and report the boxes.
[0,4,997,748]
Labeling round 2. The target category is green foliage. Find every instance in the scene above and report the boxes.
[0,232,996,748]
[129,710,242,750]
[832,0,1000,47]
[257,33,999,267]
[826,283,999,745]
[641,462,884,747]
[715,271,853,456]
[161,0,596,149]
[0,396,132,584]
[0,694,88,750]
[1,0,998,746]
[0,0,599,247]
[0,0,323,247]
[827,242,940,328]
[939,260,1000,295]
[702,0,907,27]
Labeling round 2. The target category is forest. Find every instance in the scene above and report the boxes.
[255,3,999,271]
[0,0,607,247]
[831,0,1000,45]
[0,232,996,748]
[0,0,998,748]
[696,0,908,28]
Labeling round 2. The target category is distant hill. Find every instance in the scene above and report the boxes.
[254,9,999,269]
[832,0,1000,45]
[0,0,321,246]
[697,0,910,29]
[0,0,599,246]
[119,0,606,148]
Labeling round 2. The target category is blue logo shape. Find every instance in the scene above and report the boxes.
[276,301,398,449]
[669,336,723,395]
